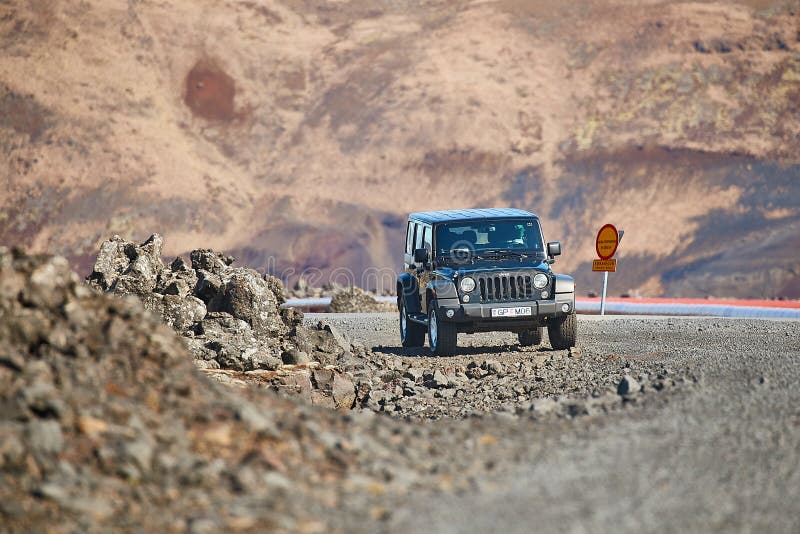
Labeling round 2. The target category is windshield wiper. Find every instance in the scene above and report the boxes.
[438,249,476,263]
[476,249,527,258]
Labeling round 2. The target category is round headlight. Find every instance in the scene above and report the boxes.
[459,276,476,293]
[533,273,549,289]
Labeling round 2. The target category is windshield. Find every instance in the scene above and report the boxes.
[435,218,545,258]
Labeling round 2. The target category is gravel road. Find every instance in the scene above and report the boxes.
[308,313,800,532]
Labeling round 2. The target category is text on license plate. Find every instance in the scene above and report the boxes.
[491,306,532,318]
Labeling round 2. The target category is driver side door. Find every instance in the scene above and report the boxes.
[403,220,433,313]
[417,224,434,314]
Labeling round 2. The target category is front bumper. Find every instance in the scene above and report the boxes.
[435,293,575,324]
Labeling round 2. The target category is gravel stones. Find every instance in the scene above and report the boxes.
[617,375,641,396]
[305,314,700,420]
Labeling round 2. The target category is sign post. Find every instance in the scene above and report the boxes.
[593,224,622,316]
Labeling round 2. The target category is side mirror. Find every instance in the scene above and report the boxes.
[413,248,429,264]
[547,241,562,257]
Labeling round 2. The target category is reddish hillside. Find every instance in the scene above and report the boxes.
[1,0,798,297]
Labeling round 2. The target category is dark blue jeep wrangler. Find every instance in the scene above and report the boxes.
[397,208,577,355]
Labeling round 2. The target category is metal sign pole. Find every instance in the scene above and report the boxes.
[600,271,608,316]
[595,229,621,317]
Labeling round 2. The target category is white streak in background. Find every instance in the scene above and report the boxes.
[283,298,800,319]
[575,301,800,319]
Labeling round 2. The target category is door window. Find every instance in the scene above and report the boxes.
[414,224,430,249]
[423,225,432,252]
[406,222,417,254]
[415,224,426,251]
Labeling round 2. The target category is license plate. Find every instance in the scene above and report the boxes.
[491,306,532,318]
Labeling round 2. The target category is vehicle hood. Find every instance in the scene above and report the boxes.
[437,260,551,279]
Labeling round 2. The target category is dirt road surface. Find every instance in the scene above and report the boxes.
[308,313,800,532]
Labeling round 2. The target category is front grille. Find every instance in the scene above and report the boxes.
[475,272,544,303]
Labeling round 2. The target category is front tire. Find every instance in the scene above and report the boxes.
[518,327,542,347]
[428,303,457,356]
[400,295,425,347]
[548,313,577,350]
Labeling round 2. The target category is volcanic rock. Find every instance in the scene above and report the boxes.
[220,268,286,337]
[86,235,356,405]
[162,294,206,332]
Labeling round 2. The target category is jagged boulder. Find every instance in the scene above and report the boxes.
[87,234,164,297]
[190,248,234,274]
[193,312,283,371]
[87,235,136,290]
[293,320,351,366]
[162,294,206,332]
[311,368,356,410]
[220,268,287,338]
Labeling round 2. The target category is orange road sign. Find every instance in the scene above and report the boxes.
[592,259,617,272]
[595,224,619,260]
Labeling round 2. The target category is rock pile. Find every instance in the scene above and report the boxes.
[86,235,357,407]
[287,277,331,299]
[329,286,396,313]
[0,247,346,530]
[352,350,691,419]
[287,280,395,313]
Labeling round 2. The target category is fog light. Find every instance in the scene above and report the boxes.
[541,290,549,299]
[561,303,570,313]
[446,309,455,318]
[462,295,470,303]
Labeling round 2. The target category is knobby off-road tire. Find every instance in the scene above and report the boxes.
[518,327,543,347]
[428,303,457,356]
[400,295,426,348]
[548,312,577,350]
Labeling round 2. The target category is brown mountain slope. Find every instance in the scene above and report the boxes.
[1,0,798,297]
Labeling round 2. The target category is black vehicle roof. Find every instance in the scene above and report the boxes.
[409,208,538,224]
